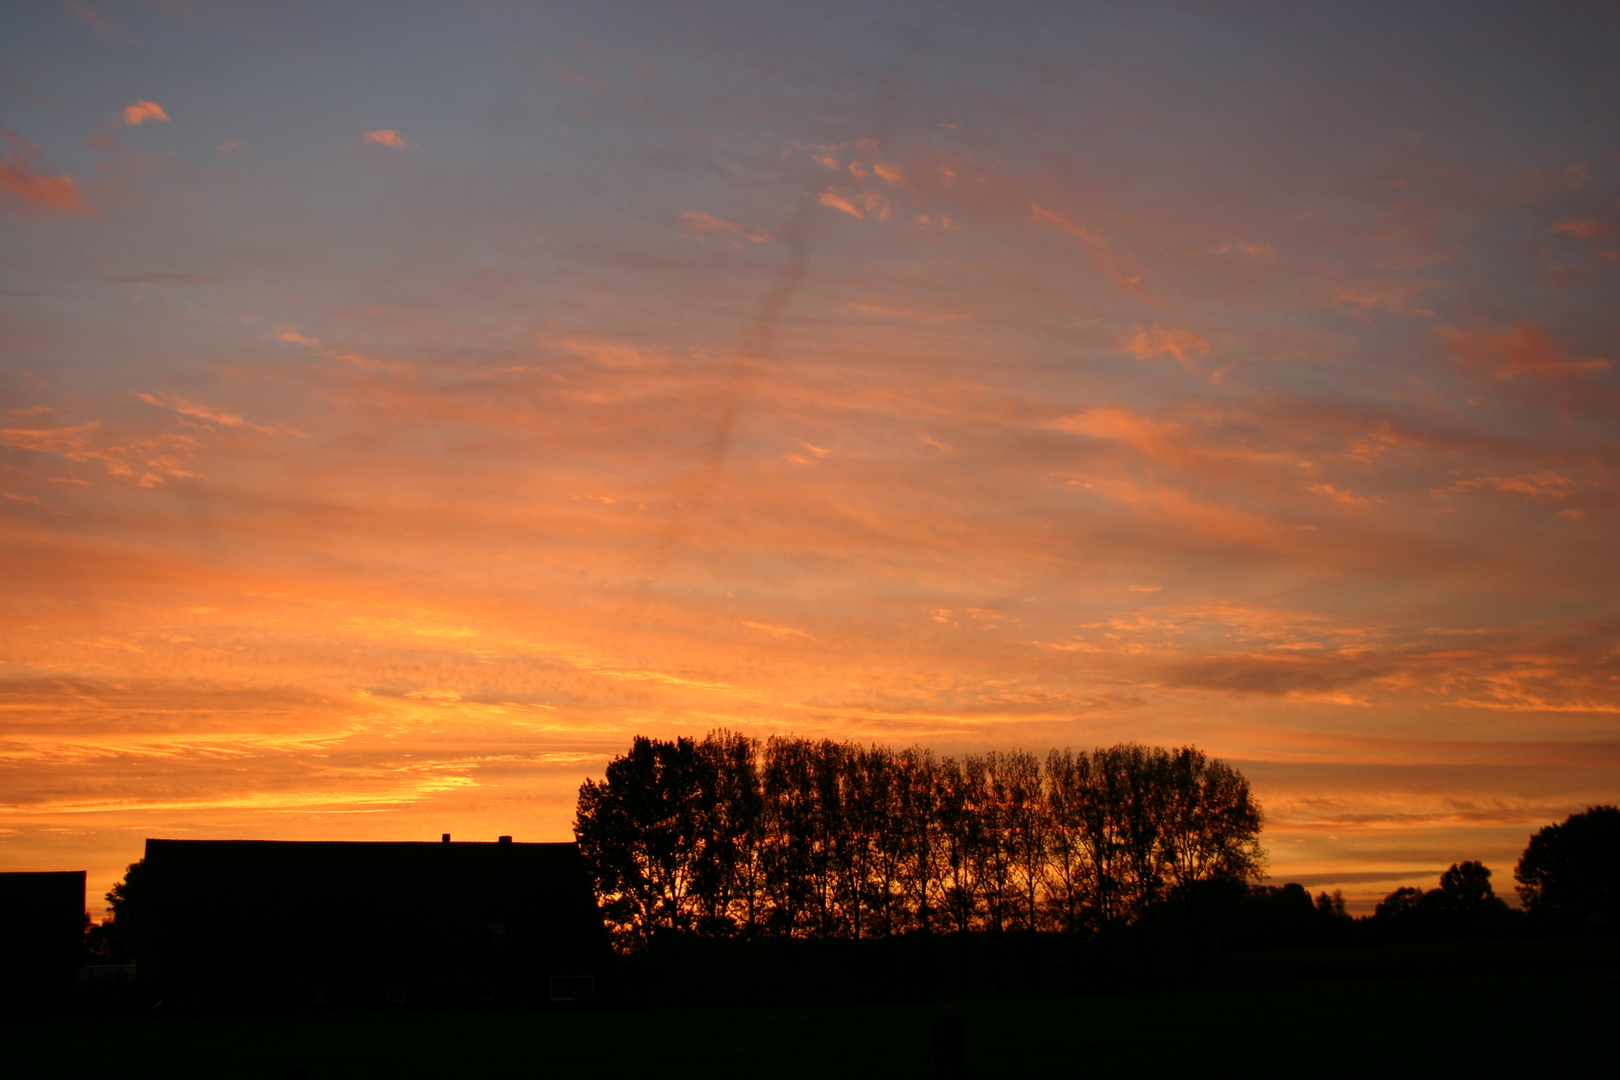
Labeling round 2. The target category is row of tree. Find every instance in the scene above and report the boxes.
[573,731,1266,946]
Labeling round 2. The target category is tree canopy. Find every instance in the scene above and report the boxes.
[575,731,1265,947]
[1514,805,1620,933]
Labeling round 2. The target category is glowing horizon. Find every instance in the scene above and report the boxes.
[2,2,1617,916]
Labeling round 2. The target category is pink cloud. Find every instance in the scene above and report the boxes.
[362,129,408,149]
[817,190,861,218]
[123,100,170,126]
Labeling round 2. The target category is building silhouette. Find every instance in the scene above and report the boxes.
[141,837,608,1009]
[0,870,85,1009]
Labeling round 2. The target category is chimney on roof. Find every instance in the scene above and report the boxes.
[441,834,450,843]
[498,835,512,844]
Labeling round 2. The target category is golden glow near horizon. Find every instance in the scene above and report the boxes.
[2,3,1617,915]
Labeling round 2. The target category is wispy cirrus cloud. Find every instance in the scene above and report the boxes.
[134,393,301,436]
[679,211,771,244]
[1029,204,1142,292]
[66,1,138,47]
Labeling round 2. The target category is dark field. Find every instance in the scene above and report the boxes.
[15,941,1617,1078]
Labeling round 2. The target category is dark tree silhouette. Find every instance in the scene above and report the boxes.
[1434,860,1498,918]
[1315,889,1348,919]
[1375,886,1424,920]
[694,729,765,936]
[84,859,145,963]
[575,731,1266,946]
[573,736,718,946]
[1514,805,1620,933]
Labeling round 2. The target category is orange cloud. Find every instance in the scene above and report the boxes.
[742,620,812,639]
[362,129,409,149]
[1439,323,1614,380]
[0,422,200,486]
[1431,471,1577,501]
[1047,407,1293,482]
[557,335,669,370]
[123,100,170,126]
[269,327,319,346]
[1125,326,1212,374]
[1306,482,1371,507]
[1548,218,1612,242]
[134,393,294,436]
[1050,408,1182,455]
[679,211,771,244]
[1029,205,1142,292]
[0,128,93,217]
[1185,241,1274,258]
[845,302,962,323]
[1074,476,1288,551]
[818,190,861,218]
[817,188,889,221]
[1335,279,1435,317]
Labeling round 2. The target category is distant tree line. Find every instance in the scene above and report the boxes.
[573,730,1266,947]
[1360,807,1620,943]
[1172,808,1620,951]
[1220,860,1515,951]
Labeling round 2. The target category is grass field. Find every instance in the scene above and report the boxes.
[14,964,1617,1079]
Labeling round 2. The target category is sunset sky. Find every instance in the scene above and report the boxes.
[3,1,1617,916]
